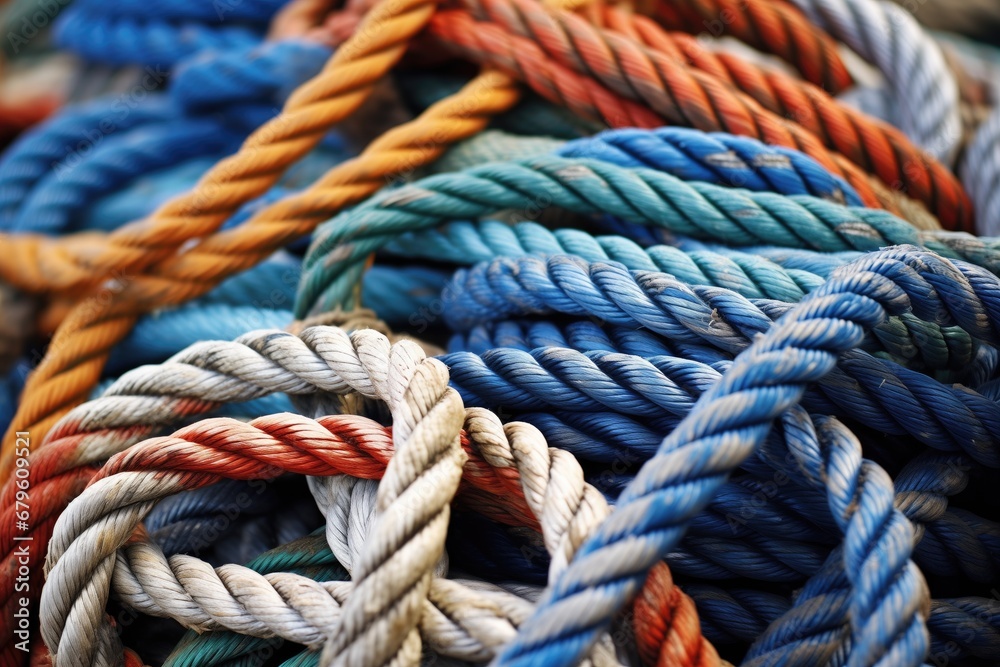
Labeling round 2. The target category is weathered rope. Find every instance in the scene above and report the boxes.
[786,0,962,164]
[493,246,1000,666]
[295,155,1000,319]
[648,0,854,93]
[37,366,716,665]
[427,0,970,229]
[41,327,468,666]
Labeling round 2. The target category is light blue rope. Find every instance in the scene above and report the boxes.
[106,304,292,375]
[494,246,1000,667]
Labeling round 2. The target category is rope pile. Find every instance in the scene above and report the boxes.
[2,0,1000,665]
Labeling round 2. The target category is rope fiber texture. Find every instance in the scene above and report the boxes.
[7,1,1000,665]
[36,324,718,667]
[425,0,972,230]
[494,246,1000,666]
[0,0,528,475]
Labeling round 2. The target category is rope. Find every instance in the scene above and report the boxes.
[787,0,962,164]
[594,5,948,230]
[40,327,468,666]
[0,0,516,472]
[294,155,1000,319]
[426,0,971,230]
[963,106,1000,234]
[439,254,1000,462]
[52,8,265,66]
[0,96,175,228]
[648,0,854,93]
[557,127,864,205]
[493,245,1000,666]
[4,320,733,665]
[37,381,719,665]
[384,218,983,378]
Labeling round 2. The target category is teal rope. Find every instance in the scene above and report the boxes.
[297,156,1000,319]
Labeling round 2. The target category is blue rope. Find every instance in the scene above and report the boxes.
[494,246,1000,667]
[13,119,245,233]
[70,0,285,23]
[0,96,175,228]
[52,8,264,66]
[557,127,864,205]
[170,40,331,114]
[298,155,1000,318]
[438,256,1000,463]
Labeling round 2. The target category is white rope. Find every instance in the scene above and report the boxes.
[40,328,466,667]
[310,409,623,666]
[41,324,426,471]
[789,0,961,163]
[963,105,1000,235]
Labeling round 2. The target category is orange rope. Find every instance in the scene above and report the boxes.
[597,4,963,231]
[634,562,725,667]
[427,2,955,228]
[0,0,436,296]
[650,0,854,94]
[0,0,623,478]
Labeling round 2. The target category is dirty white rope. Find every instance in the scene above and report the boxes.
[40,328,466,667]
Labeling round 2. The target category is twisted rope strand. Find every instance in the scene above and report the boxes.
[648,0,853,93]
[0,73,523,466]
[439,255,1000,465]
[494,246,1000,666]
[557,127,864,205]
[592,5,956,233]
[38,408,715,666]
[40,325,469,666]
[787,0,962,163]
[386,218,977,375]
[295,156,999,320]
[0,0,433,296]
[429,0,970,229]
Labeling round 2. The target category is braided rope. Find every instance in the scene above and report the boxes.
[594,5,949,231]
[440,254,1000,463]
[648,0,853,93]
[428,0,971,229]
[40,327,467,666]
[0,0,433,297]
[787,0,962,164]
[52,8,263,66]
[36,403,717,665]
[0,97,175,228]
[294,156,1000,318]
[494,246,1000,666]
[12,120,245,235]
[558,127,864,205]
[0,0,540,472]
[386,218,982,377]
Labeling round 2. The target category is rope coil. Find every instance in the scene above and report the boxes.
[4,1,1000,665]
